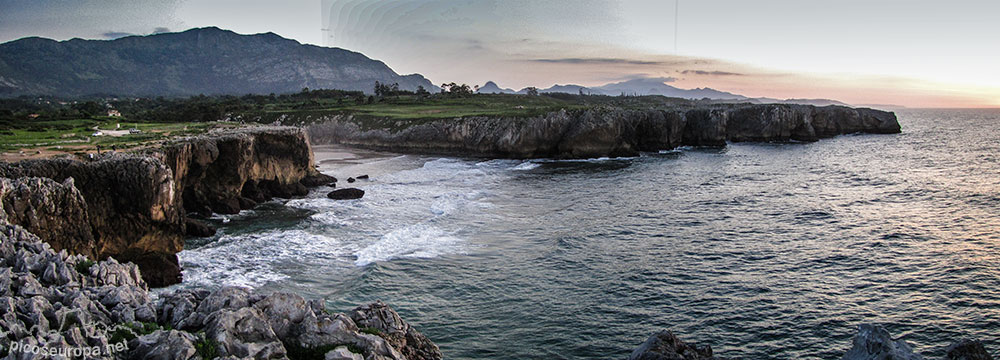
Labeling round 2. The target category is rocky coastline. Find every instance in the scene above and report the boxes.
[0,221,441,359]
[0,127,334,287]
[306,104,901,159]
[0,124,994,359]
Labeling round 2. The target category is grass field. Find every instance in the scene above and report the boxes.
[0,118,221,158]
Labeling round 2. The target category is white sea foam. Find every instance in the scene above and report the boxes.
[354,224,464,266]
[179,229,351,288]
[511,161,541,171]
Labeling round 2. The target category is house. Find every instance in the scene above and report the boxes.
[92,130,104,136]
[107,110,122,117]
[129,128,142,134]
[27,114,40,119]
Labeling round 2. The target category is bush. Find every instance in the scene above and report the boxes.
[75,259,96,274]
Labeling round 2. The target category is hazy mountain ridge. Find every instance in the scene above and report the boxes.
[477,79,855,106]
[0,27,437,97]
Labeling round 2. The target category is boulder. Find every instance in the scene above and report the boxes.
[301,172,337,187]
[184,218,216,237]
[328,188,365,200]
[350,300,442,360]
[129,329,199,360]
[356,174,369,180]
[842,324,923,360]
[347,177,355,183]
[946,339,994,360]
[629,330,723,360]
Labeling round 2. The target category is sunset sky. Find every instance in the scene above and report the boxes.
[1,0,998,107]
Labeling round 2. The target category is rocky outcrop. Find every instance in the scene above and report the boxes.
[350,301,442,360]
[0,220,440,360]
[0,127,331,287]
[946,340,995,360]
[842,324,924,360]
[0,154,184,287]
[307,104,900,158]
[628,330,725,360]
[151,127,326,216]
[328,188,365,200]
[629,325,996,360]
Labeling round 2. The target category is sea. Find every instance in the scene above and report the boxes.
[170,109,1000,359]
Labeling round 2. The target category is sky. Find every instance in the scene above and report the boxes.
[0,0,997,107]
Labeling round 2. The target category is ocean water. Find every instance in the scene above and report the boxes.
[174,109,1000,359]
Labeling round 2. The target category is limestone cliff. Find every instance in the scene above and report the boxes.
[307,104,900,158]
[0,127,331,287]
[151,127,324,216]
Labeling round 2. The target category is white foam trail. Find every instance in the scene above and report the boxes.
[354,224,464,266]
[511,161,541,171]
[179,229,351,288]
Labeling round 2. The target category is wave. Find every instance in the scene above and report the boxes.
[353,224,464,266]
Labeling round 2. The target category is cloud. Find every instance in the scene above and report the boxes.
[528,58,665,66]
[102,31,135,39]
[680,70,744,76]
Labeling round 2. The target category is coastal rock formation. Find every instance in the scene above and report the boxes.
[0,154,184,287]
[0,220,441,360]
[0,127,331,287]
[628,330,725,360]
[307,104,900,158]
[328,188,365,200]
[842,324,924,360]
[152,127,323,216]
[946,340,995,360]
[350,301,443,360]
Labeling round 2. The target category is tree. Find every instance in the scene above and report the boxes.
[525,87,539,96]
[440,82,473,97]
[415,85,429,96]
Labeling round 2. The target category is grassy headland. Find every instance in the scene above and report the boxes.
[0,88,725,158]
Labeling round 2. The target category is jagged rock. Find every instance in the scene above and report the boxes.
[0,177,96,258]
[129,329,199,360]
[205,307,287,359]
[328,188,364,200]
[347,177,355,183]
[325,346,365,360]
[842,324,923,360]
[350,300,442,360]
[158,288,211,330]
[356,174,369,180]
[184,218,217,237]
[629,330,723,360]
[0,154,184,286]
[946,339,994,360]
[301,172,337,187]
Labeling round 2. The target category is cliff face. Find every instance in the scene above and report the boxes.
[307,104,900,158]
[152,127,321,216]
[0,127,329,287]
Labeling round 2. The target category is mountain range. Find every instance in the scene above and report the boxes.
[477,79,850,106]
[0,27,436,97]
[0,27,850,106]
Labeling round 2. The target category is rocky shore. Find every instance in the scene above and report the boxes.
[0,220,441,359]
[306,104,900,159]
[0,127,334,287]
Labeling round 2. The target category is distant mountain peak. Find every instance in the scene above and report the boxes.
[477,81,516,94]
